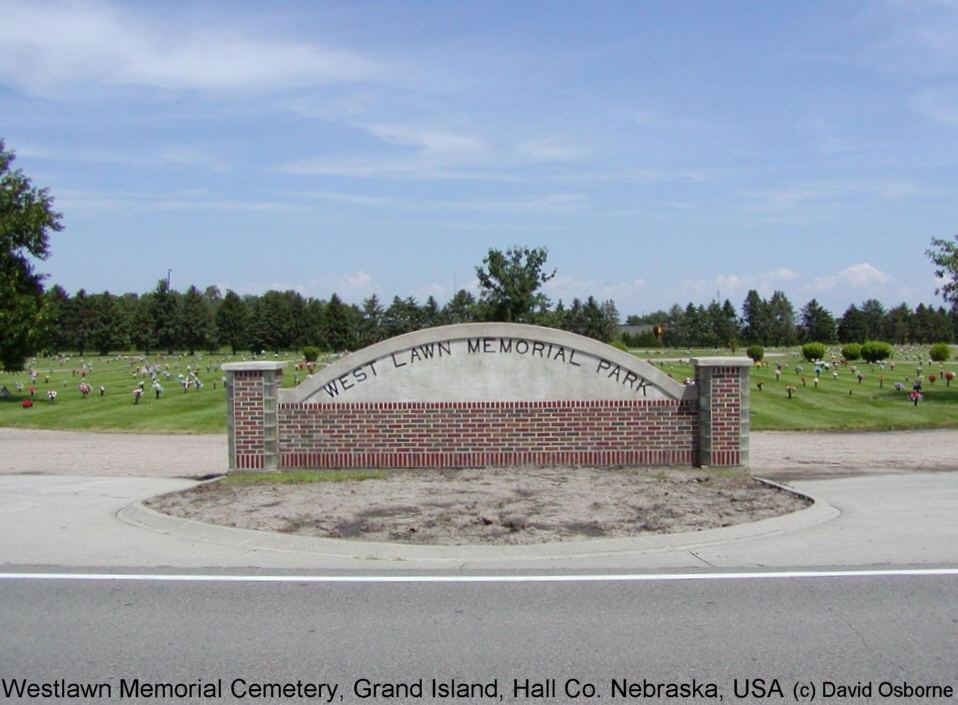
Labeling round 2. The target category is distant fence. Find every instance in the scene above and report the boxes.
[223,323,750,472]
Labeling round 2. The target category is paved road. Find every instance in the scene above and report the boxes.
[2,573,956,704]
[0,428,956,703]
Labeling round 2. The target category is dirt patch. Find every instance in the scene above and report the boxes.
[145,466,810,545]
[751,429,958,480]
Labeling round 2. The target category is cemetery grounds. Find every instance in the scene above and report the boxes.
[1,346,956,545]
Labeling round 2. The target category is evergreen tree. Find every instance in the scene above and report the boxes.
[421,296,441,328]
[442,289,478,324]
[129,293,155,354]
[767,291,796,347]
[837,304,867,343]
[741,290,771,344]
[324,292,357,351]
[149,279,180,353]
[90,292,122,355]
[67,289,96,356]
[358,294,384,347]
[859,299,886,341]
[799,299,837,343]
[383,296,422,337]
[303,297,327,348]
[42,284,70,354]
[180,285,213,355]
[884,303,912,344]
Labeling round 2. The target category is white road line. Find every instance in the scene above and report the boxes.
[0,569,957,583]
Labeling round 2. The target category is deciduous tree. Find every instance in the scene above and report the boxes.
[0,139,63,369]
[475,246,555,322]
[927,235,958,306]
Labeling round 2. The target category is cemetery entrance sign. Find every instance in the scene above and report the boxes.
[223,323,750,472]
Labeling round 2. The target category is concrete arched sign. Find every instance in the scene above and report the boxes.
[282,323,693,405]
[224,323,750,472]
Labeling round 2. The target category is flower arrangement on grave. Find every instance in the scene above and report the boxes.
[928,374,937,384]
[98,385,106,396]
[47,390,57,404]
[133,388,143,404]
[756,380,764,391]
[152,381,164,399]
[786,385,797,399]
[946,372,955,387]
[78,382,92,398]
[909,390,922,406]
[22,399,33,409]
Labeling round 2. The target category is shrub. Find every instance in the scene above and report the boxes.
[625,331,660,348]
[930,343,951,363]
[841,343,862,361]
[860,341,892,363]
[302,345,322,362]
[746,345,765,362]
[801,342,826,362]
[610,340,630,353]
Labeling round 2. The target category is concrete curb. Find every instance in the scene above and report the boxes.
[117,482,838,567]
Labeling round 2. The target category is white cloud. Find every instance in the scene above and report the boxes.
[852,1,958,78]
[365,124,484,158]
[240,281,308,296]
[54,188,292,215]
[409,282,450,303]
[739,179,920,211]
[543,276,645,304]
[810,263,891,291]
[300,189,590,215]
[343,270,373,291]
[680,268,800,301]
[0,2,387,96]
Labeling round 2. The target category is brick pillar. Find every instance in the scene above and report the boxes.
[692,358,752,468]
[222,361,286,473]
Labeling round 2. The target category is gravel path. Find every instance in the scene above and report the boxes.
[1,427,954,479]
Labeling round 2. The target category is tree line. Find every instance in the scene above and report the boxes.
[626,292,957,349]
[37,279,622,356]
[35,280,957,359]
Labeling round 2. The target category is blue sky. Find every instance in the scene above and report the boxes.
[2,0,956,317]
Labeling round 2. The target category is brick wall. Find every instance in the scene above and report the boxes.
[694,360,750,468]
[230,370,266,470]
[277,399,697,469]
[224,357,749,471]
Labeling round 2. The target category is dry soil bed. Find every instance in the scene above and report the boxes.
[145,466,810,545]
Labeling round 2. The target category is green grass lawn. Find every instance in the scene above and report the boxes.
[644,347,958,431]
[0,352,309,434]
[0,347,955,434]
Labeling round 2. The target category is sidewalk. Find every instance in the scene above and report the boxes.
[0,427,955,571]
